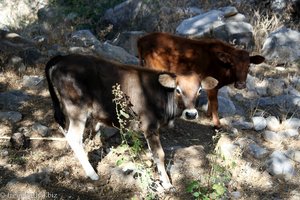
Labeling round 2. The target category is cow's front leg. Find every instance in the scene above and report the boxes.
[144,130,173,190]
[207,88,220,128]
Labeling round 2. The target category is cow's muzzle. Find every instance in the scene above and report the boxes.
[182,109,198,120]
[234,81,246,89]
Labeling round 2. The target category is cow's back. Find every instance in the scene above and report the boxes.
[49,54,175,127]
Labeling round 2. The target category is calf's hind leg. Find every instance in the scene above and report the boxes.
[65,114,99,180]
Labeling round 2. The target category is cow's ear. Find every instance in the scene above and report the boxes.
[201,76,218,90]
[158,73,176,89]
[216,52,232,64]
[250,55,265,64]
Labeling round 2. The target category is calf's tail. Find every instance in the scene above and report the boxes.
[45,55,66,129]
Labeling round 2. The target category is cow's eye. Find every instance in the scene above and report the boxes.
[176,86,182,95]
[197,87,202,95]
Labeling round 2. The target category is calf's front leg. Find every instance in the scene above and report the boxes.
[144,130,173,190]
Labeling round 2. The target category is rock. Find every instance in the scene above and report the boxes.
[198,91,236,116]
[69,29,101,47]
[262,27,300,63]
[32,123,49,137]
[252,116,267,131]
[256,95,300,111]
[282,118,300,130]
[0,90,30,110]
[216,135,239,159]
[232,120,253,130]
[112,31,146,56]
[248,143,269,159]
[289,190,300,200]
[0,149,9,157]
[176,9,224,36]
[0,111,22,123]
[266,150,295,178]
[231,191,242,199]
[10,132,30,149]
[176,7,254,50]
[266,116,281,132]
[8,56,26,72]
[263,130,283,143]
[213,21,254,50]
[285,150,300,163]
[267,78,285,96]
[278,129,299,137]
[22,75,44,88]
[95,42,139,65]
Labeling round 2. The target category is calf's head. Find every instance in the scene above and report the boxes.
[175,73,218,120]
[217,50,265,89]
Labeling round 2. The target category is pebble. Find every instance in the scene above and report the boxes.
[262,130,283,143]
[266,151,295,178]
[252,116,267,131]
[248,143,269,159]
[265,116,281,132]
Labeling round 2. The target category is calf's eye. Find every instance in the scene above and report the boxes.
[197,87,202,95]
[176,86,182,95]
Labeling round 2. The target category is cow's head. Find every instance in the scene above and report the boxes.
[216,51,265,89]
[175,74,218,120]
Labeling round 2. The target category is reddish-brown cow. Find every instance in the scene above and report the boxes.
[45,54,218,190]
[137,32,265,127]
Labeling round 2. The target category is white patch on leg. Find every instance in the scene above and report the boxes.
[66,119,99,181]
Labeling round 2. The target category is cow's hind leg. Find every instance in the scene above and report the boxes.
[66,115,99,180]
[145,130,173,190]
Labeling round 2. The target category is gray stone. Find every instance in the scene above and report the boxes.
[95,42,139,65]
[267,78,285,96]
[112,31,147,56]
[8,56,25,71]
[0,111,22,123]
[256,95,300,110]
[69,30,101,47]
[0,149,9,157]
[23,75,44,88]
[285,150,300,163]
[176,9,224,37]
[213,22,254,50]
[232,120,253,130]
[252,116,267,131]
[278,129,299,137]
[231,191,242,199]
[282,118,300,130]
[263,130,283,143]
[0,90,30,110]
[32,123,49,137]
[262,27,300,62]
[266,150,295,177]
[266,116,281,132]
[248,143,269,159]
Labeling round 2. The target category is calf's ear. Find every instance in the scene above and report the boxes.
[158,73,176,89]
[201,76,218,90]
[250,55,265,64]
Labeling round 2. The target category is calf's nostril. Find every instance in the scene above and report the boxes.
[185,112,197,119]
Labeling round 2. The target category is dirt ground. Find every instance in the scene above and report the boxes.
[0,61,300,200]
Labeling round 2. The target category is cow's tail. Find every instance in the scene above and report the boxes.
[45,55,66,129]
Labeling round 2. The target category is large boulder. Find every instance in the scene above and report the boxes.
[262,27,300,63]
[68,29,138,64]
[176,6,255,51]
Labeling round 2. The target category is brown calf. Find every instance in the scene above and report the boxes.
[45,54,218,190]
[137,32,265,127]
